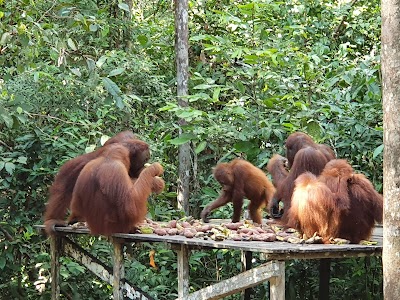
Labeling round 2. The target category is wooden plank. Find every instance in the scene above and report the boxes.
[179,261,282,300]
[36,225,383,260]
[40,225,382,259]
[269,261,285,300]
[50,235,61,300]
[112,238,124,300]
[176,244,190,299]
[63,237,113,283]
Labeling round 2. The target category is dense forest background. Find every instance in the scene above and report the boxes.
[0,0,383,299]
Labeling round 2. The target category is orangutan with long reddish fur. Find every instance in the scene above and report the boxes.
[267,132,336,222]
[43,131,150,235]
[287,159,383,243]
[68,143,164,235]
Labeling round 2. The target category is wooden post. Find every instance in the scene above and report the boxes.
[112,238,125,300]
[319,258,331,300]
[241,251,253,300]
[176,244,190,298]
[269,260,285,300]
[50,235,62,300]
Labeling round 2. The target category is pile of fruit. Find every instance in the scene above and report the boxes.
[135,218,327,244]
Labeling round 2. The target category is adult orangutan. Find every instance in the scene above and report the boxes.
[68,144,164,235]
[43,131,150,235]
[201,158,276,225]
[287,159,383,244]
[267,132,336,222]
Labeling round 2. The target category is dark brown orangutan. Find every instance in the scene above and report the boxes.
[201,159,276,225]
[287,159,383,243]
[43,131,150,235]
[267,132,336,222]
[68,144,164,235]
[285,132,335,168]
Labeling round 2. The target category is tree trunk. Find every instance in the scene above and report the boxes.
[174,0,191,215]
[381,1,400,298]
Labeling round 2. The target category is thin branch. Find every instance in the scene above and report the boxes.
[332,0,359,39]
[37,1,58,23]
[0,225,14,242]
[26,112,84,125]
[0,139,12,150]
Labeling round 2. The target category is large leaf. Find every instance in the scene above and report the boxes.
[102,77,124,109]
[169,133,196,145]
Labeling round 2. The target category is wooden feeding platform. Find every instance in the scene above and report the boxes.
[35,221,382,300]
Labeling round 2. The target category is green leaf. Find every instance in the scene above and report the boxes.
[373,144,384,159]
[0,32,11,45]
[86,58,96,73]
[5,162,15,175]
[70,68,81,77]
[195,141,207,154]
[89,24,98,32]
[118,3,130,12]
[67,38,77,51]
[96,55,108,68]
[16,157,27,164]
[0,112,13,128]
[102,78,124,109]
[159,102,177,112]
[137,35,148,46]
[108,68,125,77]
[193,84,219,90]
[0,257,5,269]
[212,87,221,102]
[230,106,246,115]
[169,134,196,145]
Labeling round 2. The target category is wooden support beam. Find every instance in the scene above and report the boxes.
[112,238,125,300]
[178,260,283,300]
[319,258,331,300]
[176,244,190,299]
[63,237,113,283]
[241,251,253,300]
[50,235,62,300]
[269,261,285,300]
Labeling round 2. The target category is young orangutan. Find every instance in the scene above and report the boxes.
[201,158,276,224]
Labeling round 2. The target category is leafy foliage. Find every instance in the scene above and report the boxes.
[0,0,382,299]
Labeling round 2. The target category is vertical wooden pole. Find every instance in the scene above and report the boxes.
[112,239,125,300]
[176,244,190,299]
[319,258,331,300]
[241,251,253,300]
[50,236,61,300]
[269,260,285,300]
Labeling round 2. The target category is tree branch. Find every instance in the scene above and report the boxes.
[332,0,359,40]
